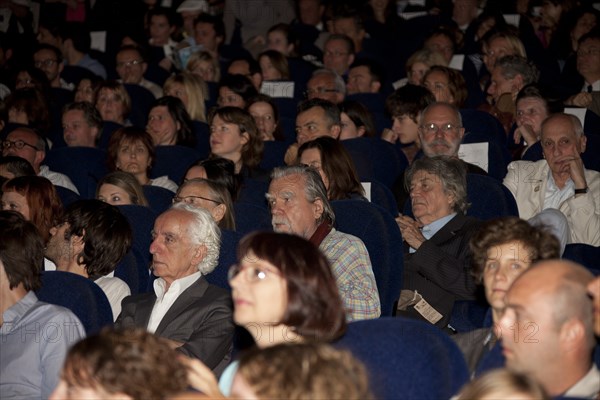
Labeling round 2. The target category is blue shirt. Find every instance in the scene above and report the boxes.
[410,213,457,253]
[1,292,85,399]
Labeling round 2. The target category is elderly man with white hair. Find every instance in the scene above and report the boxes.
[115,203,234,376]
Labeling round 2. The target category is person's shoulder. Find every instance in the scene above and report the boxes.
[326,228,367,250]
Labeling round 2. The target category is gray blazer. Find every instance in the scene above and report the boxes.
[116,277,234,376]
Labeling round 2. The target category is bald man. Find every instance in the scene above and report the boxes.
[498,259,598,398]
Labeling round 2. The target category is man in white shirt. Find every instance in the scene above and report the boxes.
[498,259,599,399]
[45,200,132,321]
[503,113,600,247]
[115,204,234,376]
[2,127,79,193]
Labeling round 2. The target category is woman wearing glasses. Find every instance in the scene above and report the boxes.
[173,178,235,230]
[181,231,347,397]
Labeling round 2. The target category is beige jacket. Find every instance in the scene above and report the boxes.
[503,160,600,246]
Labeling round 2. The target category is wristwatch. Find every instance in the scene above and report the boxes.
[574,187,589,194]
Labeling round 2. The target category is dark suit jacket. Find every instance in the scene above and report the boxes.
[402,213,481,328]
[115,277,234,375]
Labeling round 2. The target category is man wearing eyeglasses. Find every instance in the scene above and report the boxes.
[305,69,345,104]
[323,34,355,77]
[33,44,73,90]
[504,113,600,247]
[115,45,163,99]
[565,31,600,108]
[2,127,79,193]
[116,203,234,375]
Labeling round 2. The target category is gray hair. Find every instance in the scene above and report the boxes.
[270,165,335,225]
[494,55,540,86]
[311,68,347,97]
[404,156,470,214]
[170,202,221,275]
[418,101,463,127]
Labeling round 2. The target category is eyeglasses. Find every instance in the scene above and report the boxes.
[304,88,338,97]
[227,263,280,283]
[419,123,461,135]
[577,48,600,57]
[1,140,39,151]
[172,195,221,205]
[34,59,58,68]
[324,50,349,57]
[116,60,144,68]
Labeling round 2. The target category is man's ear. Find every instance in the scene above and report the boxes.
[312,197,324,221]
[559,318,585,350]
[330,124,341,139]
[458,127,465,140]
[371,81,381,93]
[72,230,86,264]
[579,135,587,154]
[192,244,207,266]
[211,204,226,223]
[33,149,45,169]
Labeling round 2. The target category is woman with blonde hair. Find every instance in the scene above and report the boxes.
[402,48,448,87]
[94,80,132,125]
[96,171,149,207]
[186,50,221,83]
[163,72,208,122]
[455,369,549,400]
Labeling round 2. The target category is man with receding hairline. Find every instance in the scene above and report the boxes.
[498,259,599,398]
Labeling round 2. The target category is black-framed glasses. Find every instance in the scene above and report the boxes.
[304,88,338,97]
[419,123,461,135]
[172,195,221,205]
[34,59,58,68]
[1,140,39,151]
[116,60,144,68]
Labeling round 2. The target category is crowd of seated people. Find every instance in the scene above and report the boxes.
[1,0,600,399]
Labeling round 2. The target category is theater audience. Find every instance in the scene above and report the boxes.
[1,175,63,244]
[396,156,480,329]
[455,369,549,400]
[208,107,265,178]
[45,200,132,320]
[298,136,366,201]
[267,165,380,320]
[2,127,79,193]
[163,72,208,123]
[94,80,132,126]
[115,204,234,375]
[146,96,195,148]
[453,217,560,373]
[180,231,348,396]
[246,94,285,141]
[173,178,235,230]
[229,343,373,400]
[107,126,179,193]
[50,329,188,400]
[504,113,600,248]
[338,100,376,139]
[96,171,149,207]
[498,259,598,398]
[0,211,85,400]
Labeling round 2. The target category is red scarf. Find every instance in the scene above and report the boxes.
[309,220,332,247]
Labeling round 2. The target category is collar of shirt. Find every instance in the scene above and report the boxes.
[421,213,457,240]
[582,80,600,92]
[153,271,201,302]
[544,170,574,210]
[409,213,457,253]
[2,291,37,330]
[563,364,600,398]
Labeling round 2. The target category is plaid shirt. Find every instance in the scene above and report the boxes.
[320,228,381,321]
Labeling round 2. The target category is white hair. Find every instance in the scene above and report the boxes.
[170,202,221,275]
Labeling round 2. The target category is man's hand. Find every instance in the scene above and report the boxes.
[565,92,592,108]
[381,128,398,144]
[396,215,426,250]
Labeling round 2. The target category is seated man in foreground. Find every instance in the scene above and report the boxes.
[115,204,234,376]
[266,165,380,321]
